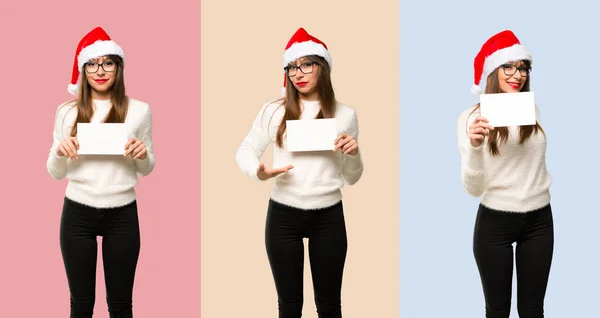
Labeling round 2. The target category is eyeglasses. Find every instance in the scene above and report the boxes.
[284,62,315,77]
[500,64,531,77]
[85,60,117,73]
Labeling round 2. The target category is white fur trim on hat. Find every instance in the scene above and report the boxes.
[77,40,124,71]
[283,40,332,69]
[281,87,286,96]
[479,44,531,88]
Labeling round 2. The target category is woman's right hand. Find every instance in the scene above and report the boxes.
[257,163,293,180]
[56,136,80,160]
[469,116,494,147]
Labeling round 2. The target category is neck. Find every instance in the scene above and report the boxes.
[91,89,111,101]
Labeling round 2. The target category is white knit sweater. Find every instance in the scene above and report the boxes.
[457,104,551,212]
[47,98,155,208]
[236,99,364,210]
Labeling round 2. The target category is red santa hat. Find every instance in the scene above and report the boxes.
[281,28,332,95]
[471,30,531,95]
[68,26,125,95]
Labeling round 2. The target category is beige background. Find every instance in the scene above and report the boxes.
[201,1,399,316]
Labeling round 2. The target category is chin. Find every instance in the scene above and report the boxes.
[500,87,520,93]
[298,87,316,95]
[92,84,113,92]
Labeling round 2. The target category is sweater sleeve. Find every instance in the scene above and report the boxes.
[134,105,155,176]
[341,109,364,185]
[46,105,70,180]
[457,109,485,197]
[235,102,278,181]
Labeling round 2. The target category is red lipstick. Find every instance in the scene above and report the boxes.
[296,81,307,87]
[95,79,108,84]
[507,82,520,89]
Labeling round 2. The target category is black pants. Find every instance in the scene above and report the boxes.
[265,199,348,318]
[60,197,141,318]
[473,203,554,318]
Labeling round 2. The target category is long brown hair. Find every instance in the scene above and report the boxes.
[68,55,129,137]
[270,55,336,148]
[469,60,544,156]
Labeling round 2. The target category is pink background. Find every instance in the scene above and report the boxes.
[0,1,200,317]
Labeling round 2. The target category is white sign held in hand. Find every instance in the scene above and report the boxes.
[286,118,337,152]
[77,123,128,155]
[480,91,536,127]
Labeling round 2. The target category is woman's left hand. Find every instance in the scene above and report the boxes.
[124,138,147,159]
[334,134,358,155]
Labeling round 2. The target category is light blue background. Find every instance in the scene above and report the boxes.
[400,1,600,317]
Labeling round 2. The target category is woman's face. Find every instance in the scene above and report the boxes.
[85,56,117,96]
[287,57,319,98]
[497,60,529,93]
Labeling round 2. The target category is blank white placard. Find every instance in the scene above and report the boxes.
[286,118,337,152]
[77,123,128,155]
[480,91,536,127]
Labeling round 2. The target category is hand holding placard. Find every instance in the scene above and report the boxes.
[468,116,494,147]
[333,134,359,155]
[124,138,148,159]
[56,137,80,160]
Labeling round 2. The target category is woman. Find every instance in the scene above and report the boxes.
[47,26,155,317]
[236,27,364,318]
[457,30,553,318]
